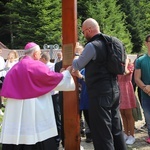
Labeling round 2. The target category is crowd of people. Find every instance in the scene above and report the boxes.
[0,18,149,150]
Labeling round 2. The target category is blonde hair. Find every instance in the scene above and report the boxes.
[8,50,19,60]
[76,42,84,55]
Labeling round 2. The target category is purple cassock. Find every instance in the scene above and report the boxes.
[0,47,75,146]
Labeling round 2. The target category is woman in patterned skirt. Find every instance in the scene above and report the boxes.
[118,58,136,145]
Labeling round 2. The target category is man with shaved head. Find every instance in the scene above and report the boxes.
[72,18,126,150]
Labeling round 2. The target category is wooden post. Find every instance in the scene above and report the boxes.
[62,0,80,150]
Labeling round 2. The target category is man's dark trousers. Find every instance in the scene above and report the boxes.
[89,90,127,150]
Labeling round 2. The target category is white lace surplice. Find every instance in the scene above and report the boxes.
[0,70,75,144]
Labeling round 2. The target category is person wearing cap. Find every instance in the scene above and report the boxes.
[0,42,75,150]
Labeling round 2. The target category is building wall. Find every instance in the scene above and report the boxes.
[1,49,62,60]
[1,48,137,62]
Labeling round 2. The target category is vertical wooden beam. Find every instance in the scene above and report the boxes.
[62,0,80,150]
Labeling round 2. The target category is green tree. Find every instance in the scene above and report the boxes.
[0,0,149,52]
[0,0,12,47]
[117,0,148,53]
[77,0,90,23]
[138,0,150,53]
[0,0,61,49]
[78,0,133,53]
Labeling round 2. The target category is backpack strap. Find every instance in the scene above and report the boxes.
[91,38,107,67]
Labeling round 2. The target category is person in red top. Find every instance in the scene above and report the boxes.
[118,58,136,145]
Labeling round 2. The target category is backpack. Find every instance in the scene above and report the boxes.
[92,34,127,75]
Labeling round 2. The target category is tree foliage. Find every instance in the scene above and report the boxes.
[117,0,149,53]
[78,0,133,53]
[0,0,61,49]
[0,0,149,54]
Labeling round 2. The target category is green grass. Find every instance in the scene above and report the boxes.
[0,114,3,150]
[0,101,6,150]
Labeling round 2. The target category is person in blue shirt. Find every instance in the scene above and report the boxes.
[78,68,92,143]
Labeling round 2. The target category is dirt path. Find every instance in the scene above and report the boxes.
[59,119,150,150]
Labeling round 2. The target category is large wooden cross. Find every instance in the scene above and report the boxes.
[62,0,80,150]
